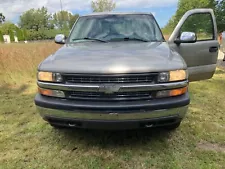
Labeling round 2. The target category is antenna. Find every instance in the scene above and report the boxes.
[60,0,63,30]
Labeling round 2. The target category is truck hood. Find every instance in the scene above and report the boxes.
[39,42,186,74]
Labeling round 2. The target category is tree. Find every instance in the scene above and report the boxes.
[0,22,18,34]
[19,7,51,31]
[163,0,216,33]
[0,13,5,24]
[162,15,177,34]
[215,0,225,33]
[52,11,79,30]
[175,0,215,22]
[69,14,79,29]
[16,28,24,41]
[23,29,28,40]
[9,30,15,42]
[91,0,116,12]
[25,29,70,40]
[0,30,4,42]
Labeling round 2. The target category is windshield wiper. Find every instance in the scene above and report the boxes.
[72,37,107,43]
[109,37,150,42]
[123,37,150,42]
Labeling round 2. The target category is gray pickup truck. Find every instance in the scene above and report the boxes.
[35,9,219,130]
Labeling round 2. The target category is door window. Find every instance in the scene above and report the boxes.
[180,13,214,41]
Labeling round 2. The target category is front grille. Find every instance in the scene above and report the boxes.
[66,91,154,101]
[63,73,158,84]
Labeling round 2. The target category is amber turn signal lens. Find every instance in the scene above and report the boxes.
[38,87,65,98]
[169,86,188,97]
[38,88,53,96]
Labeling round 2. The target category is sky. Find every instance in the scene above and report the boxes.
[0,0,178,27]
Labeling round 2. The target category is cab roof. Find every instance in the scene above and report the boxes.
[81,12,153,17]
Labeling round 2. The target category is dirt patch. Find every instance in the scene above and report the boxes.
[197,142,225,153]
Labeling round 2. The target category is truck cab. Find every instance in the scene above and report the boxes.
[35,9,219,130]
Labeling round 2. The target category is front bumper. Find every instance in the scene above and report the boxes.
[35,93,190,129]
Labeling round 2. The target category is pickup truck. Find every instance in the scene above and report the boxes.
[34,9,219,130]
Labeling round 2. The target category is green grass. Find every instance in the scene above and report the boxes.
[0,43,225,169]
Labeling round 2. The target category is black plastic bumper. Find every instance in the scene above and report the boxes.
[35,93,190,129]
[44,116,182,130]
[35,93,190,111]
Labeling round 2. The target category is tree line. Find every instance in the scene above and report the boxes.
[163,0,225,34]
[0,8,79,42]
[1,0,224,43]
[0,0,116,42]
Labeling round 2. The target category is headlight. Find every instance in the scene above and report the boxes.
[158,70,187,83]
[169,70,187,81]
[38,72,63,82]
[156,86,188,98]
[158,72,170,82]
[38,87,65,98]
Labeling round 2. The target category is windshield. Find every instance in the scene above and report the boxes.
[68,14,164,43]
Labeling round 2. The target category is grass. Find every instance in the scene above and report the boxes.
[0,42,225,169]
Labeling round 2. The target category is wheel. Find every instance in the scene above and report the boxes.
[165,121,181,130]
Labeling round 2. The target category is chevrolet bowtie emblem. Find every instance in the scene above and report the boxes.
[99,84,120,94]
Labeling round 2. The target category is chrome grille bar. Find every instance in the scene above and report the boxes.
[37,80,188,92]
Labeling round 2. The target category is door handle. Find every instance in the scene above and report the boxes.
[209,46,218,53]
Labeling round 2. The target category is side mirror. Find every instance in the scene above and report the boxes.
[174,32,197,44]
[55,34,66,44]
